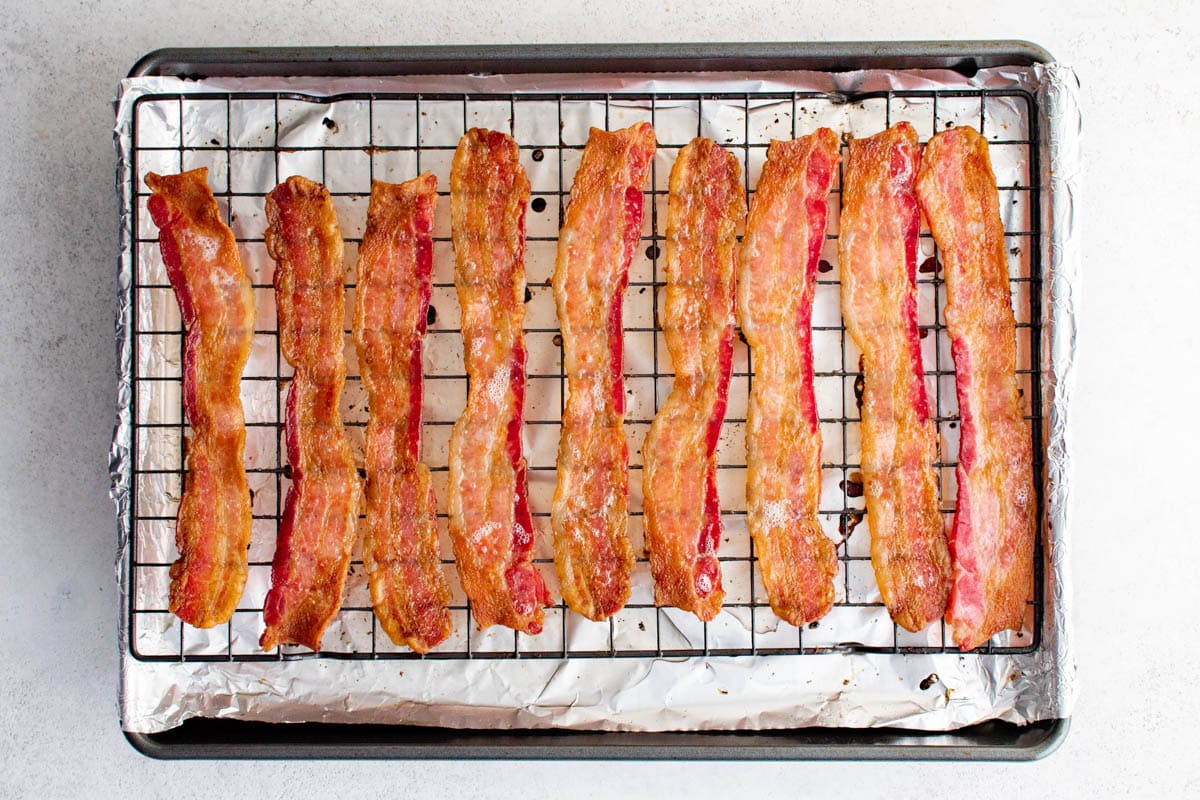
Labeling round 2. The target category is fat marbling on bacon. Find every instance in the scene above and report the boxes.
[916,126,1035,650]
[146,168,255,629]
[447,129,551,633]
[738,130,841,627]
[642,137,745,621]
[551,122,655,621]
[354,175,453,653]
[839,123,951,632]
[260,175,362,651]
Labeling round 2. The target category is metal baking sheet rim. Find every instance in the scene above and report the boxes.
[110,43,1079,756]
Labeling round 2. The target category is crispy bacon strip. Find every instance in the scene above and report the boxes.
[354,175,452,653]
[261,176,362,651]
[146,168,255,628]
[447,129,550,633]
[643,138,745,621]
[551,123,655,621]
[738,131,841,626]
[916,126,1035,650]
[839,123,951,632]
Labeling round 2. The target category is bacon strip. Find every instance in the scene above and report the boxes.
[447,129,550,633]
[738,131,841,626]
[551,123,655,621]
[643,138,745,621]
[839,124,951,632]
[146,168,255,628]
[261,176,362,651]
[354,175,452,653]
[916,126,1035,650]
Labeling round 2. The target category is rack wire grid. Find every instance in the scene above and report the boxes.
[126,86,1044,663]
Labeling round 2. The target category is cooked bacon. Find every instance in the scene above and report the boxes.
[642,138,745,621]
[353,175,452,653]
[738,131,841,626]
[839,123,951,632]
[260,176,362,651]
[551,122,655,621]
[146,168,255,628]
[447,129,551,633]
[916,126,1035,650]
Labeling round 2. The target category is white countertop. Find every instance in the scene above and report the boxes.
[2,0,1196,796]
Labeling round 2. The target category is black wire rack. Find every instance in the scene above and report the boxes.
[126,86,1044,663]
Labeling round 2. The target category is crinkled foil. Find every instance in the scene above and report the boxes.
[112,62,1079,735]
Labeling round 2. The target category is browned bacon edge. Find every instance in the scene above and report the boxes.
[146,168,255,629]
[839,123,951,632]
[355,174,453,653]
[916,126,1035,650]
[738,131,841,627]
[551,122,655,621]
[261,175,362,651]
[448,129,551,633]
[643,137,745,621]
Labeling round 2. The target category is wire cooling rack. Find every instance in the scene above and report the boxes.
[126,87,1044,663]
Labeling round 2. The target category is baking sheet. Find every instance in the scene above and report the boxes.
[112,62,1079,735]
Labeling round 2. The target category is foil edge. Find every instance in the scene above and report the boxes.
[114,78,146,728]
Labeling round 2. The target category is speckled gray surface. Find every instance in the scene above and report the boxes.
[1,1,1197,796]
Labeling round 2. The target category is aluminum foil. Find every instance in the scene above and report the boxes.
[112,62,1080,735]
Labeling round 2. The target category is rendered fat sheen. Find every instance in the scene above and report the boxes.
[145,168,255,629]
[354,175,453,653]
[447,129,551,633]
[551,123,655,621]
[916,126,1035,651]
[643,137,745,621]
[738,131,841,627]
[260,176,362,651]
[839,123,951,632]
